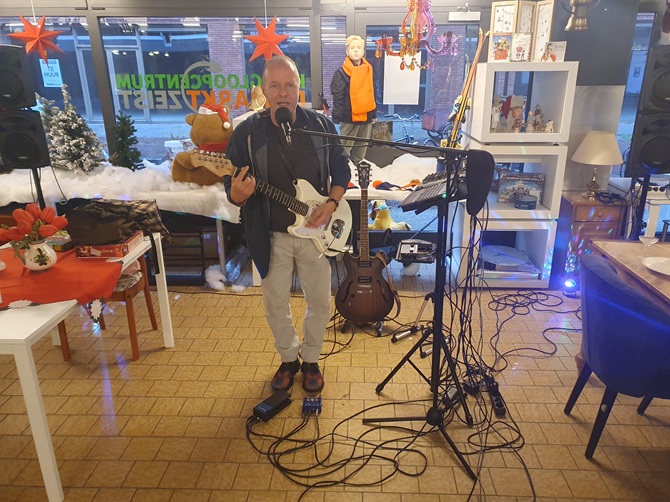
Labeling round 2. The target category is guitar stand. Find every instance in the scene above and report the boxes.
[362,199,476,481]
[341,319,384,337]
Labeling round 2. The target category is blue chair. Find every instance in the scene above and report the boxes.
[564,253,670,459]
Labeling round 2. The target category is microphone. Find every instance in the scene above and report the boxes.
[275,107,293,146]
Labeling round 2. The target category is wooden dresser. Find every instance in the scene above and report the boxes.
[552,191,628,283]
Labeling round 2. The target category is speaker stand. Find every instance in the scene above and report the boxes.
[30,167,46,209]
[631,174,650,240]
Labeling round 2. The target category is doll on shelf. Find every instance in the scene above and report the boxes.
[533,104,543,127]
[491,95,502,132]
[330,35,377,164]
[526,111,535,132]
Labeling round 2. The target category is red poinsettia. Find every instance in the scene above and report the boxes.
[0,204,68,259]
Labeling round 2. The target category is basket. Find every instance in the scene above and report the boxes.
[422,108,450,133]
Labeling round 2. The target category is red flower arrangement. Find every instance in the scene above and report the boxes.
[0,204,68,259]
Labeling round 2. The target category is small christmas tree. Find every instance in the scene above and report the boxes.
[36,93,60,134]
[109,112,142,169]
[48,85,103,173]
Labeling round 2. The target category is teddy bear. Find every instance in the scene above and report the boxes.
[171,103,234,186]
[247,85,266,112]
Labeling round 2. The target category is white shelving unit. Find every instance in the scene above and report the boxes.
[454,61,578,289]
[467,142,567,220]
[466,61,578,144]
[451,217,557,289]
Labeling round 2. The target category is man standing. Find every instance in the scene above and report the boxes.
[225,56,351,393]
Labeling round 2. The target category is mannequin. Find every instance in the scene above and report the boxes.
[330,35,377,164]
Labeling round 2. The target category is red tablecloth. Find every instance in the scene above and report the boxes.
[0,248,122,309]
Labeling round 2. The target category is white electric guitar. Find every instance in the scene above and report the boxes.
[193,149,352,256]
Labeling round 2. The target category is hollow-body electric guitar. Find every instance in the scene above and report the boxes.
[193,149,352,256]
[335,161,394,323]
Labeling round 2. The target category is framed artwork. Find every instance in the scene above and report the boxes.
[541,41,567,62]
[511,33,532,62]
[491,1,518,35]
[517,1,536,34]
[491,34,513,61]
[532,0,555,62]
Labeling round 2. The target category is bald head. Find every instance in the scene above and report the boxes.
[262,56,299,84]
[261,56,301,125]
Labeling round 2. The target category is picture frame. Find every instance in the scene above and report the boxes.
[490,1,518,35]
[491,34,513,61]
[517,1,536,34]
[511,33,532,62]
[532,0,555,62]
[541,41,567,62]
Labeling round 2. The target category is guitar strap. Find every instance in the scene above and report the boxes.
[274,136,299,183]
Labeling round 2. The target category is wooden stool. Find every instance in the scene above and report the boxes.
[57,255,158,361]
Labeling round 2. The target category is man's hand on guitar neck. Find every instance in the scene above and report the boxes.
[230,166,256,206]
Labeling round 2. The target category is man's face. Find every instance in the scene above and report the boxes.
[347,40,365,63]
[262,62,300,124]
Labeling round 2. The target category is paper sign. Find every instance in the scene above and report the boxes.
[382,53,421,105]
[40,59,63,88]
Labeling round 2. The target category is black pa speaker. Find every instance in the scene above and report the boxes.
[638,45,670,113]
[0,110,50,169]
[0,45,37,110]
[626,112,670,176]
[465,149,495,216]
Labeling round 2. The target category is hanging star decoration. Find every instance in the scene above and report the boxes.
[8,16,65,64]
[243,16,288,62]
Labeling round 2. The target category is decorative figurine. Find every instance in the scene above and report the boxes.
[533,104,543,126]
[510,106,524,133]
[491,95,502,131]
[544,120,554,133]
[526,111,535,132]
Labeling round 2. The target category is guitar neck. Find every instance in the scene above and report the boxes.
[359,186,369,258]
[239,168,309,216]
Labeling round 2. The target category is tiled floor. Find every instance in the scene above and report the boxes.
[1,260,669,501]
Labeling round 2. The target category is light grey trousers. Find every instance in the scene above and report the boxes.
[261,232,332,364]
[340,122,373,165]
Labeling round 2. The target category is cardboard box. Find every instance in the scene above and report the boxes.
[46,232,74,252]
[498,172,545,203]
[75,231,144,258]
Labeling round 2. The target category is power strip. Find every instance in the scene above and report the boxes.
[633,182,670,200]
[644,186,670,200]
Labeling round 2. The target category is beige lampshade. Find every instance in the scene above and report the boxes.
[571,131,623,166]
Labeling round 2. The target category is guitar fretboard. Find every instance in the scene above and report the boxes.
[235,167,309,217]
[359,184,370,262]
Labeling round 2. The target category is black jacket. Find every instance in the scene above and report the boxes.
[224,106,351,278]
[330,66,377,124]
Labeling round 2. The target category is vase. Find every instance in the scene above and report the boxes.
[23,240,57,272]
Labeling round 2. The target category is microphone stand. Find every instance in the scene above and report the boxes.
[296,124,476,479]
[290,126,466,161]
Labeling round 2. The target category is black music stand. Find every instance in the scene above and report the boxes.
[362,168,476,480]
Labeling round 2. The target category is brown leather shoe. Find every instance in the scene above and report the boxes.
[301,362,324,393]
[271,360,300,391]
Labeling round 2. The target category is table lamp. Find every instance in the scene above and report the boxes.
[571,131,623,199]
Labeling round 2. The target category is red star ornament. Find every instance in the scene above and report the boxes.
[243,16,288,62]
[8,16,65,64]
